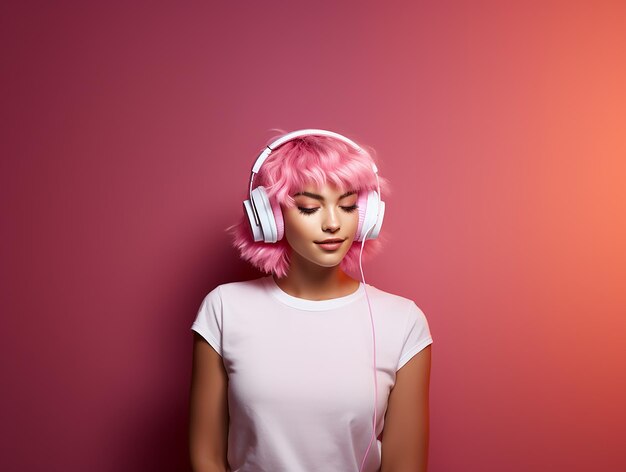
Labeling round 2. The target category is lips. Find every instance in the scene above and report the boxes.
[315,239,345,251]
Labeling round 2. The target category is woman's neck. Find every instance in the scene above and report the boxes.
[273,258,360,301]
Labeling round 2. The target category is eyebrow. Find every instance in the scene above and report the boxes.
[293,190,357,201]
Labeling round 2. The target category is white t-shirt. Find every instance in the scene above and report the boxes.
[191,275,433,472]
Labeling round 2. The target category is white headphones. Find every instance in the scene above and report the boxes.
[243,129,386,243]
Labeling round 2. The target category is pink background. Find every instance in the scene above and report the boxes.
[2,1,625,471]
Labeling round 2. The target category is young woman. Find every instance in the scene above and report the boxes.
[188,129,433,472]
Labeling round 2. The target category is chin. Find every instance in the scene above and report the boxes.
[290,244,349,268]
[311,255,347,268]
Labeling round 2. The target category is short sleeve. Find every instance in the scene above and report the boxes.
[397,301,433,371]
[190,286,223,357]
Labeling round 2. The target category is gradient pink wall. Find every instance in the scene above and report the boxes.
[2,1,625,471]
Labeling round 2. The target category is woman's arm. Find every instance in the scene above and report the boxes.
[189,332,230,472]
[380,344,432,472]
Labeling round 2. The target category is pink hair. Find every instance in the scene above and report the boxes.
[225,130,392,278]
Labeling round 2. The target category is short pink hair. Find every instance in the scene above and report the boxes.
[225,130,392,278]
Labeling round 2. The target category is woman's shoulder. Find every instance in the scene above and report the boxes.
[365,284,432,342]
[364,282,421,311]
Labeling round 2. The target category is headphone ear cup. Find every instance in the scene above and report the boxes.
[271,199,284,241]
[355,191,369,242]
[369,199,385,239]
[250,186,279,243]
[355,190,385,241]
[243,197,263,242]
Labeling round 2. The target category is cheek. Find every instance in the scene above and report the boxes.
[347,211,360,231]
[283,210,313,240]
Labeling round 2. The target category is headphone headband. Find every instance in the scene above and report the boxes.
[251,129,363,174]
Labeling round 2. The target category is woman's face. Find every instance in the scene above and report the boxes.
[281,182,360,268]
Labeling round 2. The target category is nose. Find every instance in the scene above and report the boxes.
[322,207,340,233]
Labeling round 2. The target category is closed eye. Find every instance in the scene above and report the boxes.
[297,204,359,216]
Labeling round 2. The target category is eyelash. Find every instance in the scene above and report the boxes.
[297,205,359,216]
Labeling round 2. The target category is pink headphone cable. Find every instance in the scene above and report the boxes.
[357,172,381,472]
[358,269,378,472]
